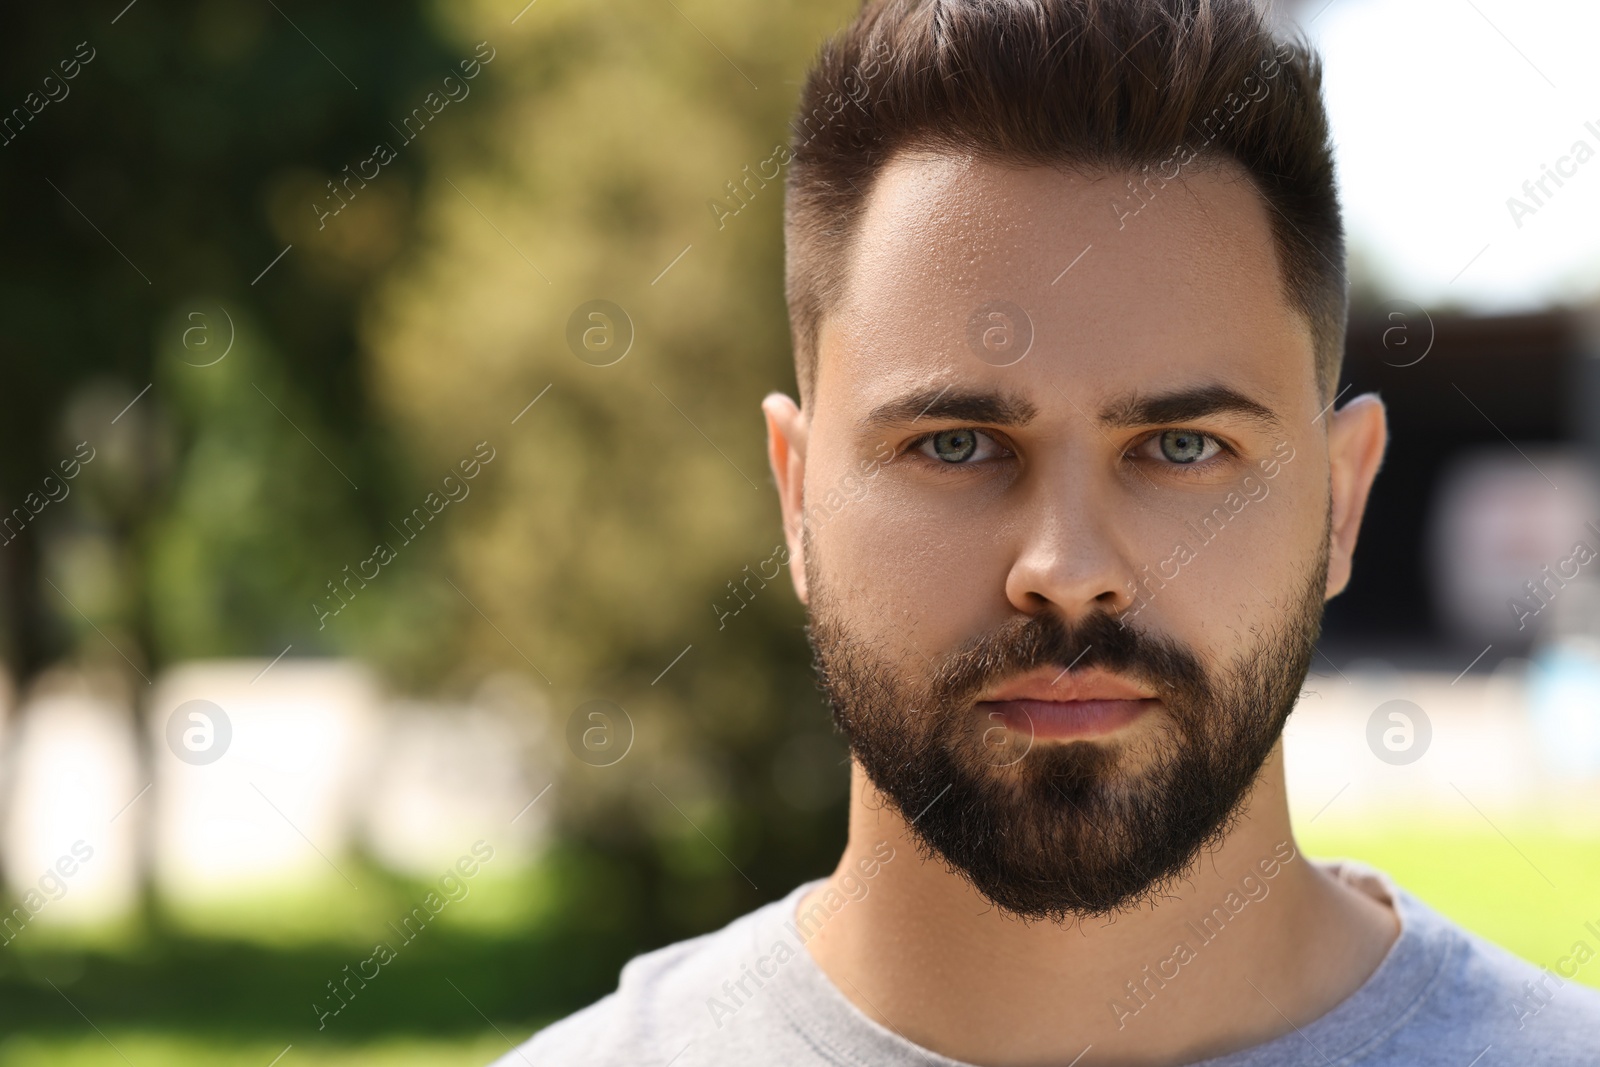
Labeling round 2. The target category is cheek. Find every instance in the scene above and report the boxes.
[1135,549,1257,662]
[1128,480,1321,648]
[809,466,1004,650]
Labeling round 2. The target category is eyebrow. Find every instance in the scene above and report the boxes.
[858,387,1040,433]
[857,382,1284,436]
[1097,384,1285,433]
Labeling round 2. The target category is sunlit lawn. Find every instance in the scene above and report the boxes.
[1298,819,1600,987]
[0,857,600,1067]
[4,822,1596,1065]
[0,1033,530,1067]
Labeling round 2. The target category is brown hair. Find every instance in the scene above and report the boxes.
[783,0,1345,405]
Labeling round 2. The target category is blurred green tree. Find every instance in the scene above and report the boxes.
[364,0,858,948]
[1,0,867,1021]
[0,0,460,674]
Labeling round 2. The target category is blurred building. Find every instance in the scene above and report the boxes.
[149,658,384,902]
[1324,303,1600,669]
[1279,303,1600,822]
[0,658,554,929]
[0,668,142,932]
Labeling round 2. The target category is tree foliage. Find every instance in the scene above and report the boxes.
[364,0,860,937]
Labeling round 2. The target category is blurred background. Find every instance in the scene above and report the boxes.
[0,0,1597,1062]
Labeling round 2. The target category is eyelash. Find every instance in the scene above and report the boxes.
[902,427,1236,469]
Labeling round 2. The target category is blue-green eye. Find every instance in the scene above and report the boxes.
[1155,429,1217,464]
[915,428,1011,467]
[929,429,978,462]
[912,429,1009,465]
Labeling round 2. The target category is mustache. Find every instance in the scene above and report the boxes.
[927,608,1209,707]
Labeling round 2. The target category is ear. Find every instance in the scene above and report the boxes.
[1323,392,1387,599]
[761,392,810,604]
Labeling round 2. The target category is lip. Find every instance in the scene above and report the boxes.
[976,667,1158,740]
[980,666,1156,704]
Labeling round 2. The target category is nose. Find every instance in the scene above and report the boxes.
[1001,473,1141,625]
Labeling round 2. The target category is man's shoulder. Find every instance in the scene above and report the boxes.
[1374,887,1600,1064]
[489,885,809,1067]
[1442,915,1600,1047]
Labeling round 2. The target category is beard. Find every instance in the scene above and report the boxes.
[803,517,1330,923]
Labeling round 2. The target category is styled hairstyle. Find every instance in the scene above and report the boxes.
[783,0,1345,406]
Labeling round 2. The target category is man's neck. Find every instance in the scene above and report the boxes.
[798,743,1400,1067]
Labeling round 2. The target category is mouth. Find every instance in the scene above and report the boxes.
[977,697,1158,740]
[975,666,1159,741]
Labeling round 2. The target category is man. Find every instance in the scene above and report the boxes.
[499,0,1600,1063]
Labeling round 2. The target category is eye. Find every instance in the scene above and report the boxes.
[914,428,1004,464]
[1140,429,1225,465]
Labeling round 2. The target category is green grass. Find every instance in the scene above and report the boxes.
[3,824,1595,1064]
[1299,821,1600,988]
[0,1032,529,1067]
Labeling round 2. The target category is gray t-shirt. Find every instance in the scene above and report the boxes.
[493,859,1600,1066]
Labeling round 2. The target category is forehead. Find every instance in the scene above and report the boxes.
[814,151,1315,416]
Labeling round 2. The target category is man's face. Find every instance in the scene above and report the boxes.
[773,151,1363,921]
